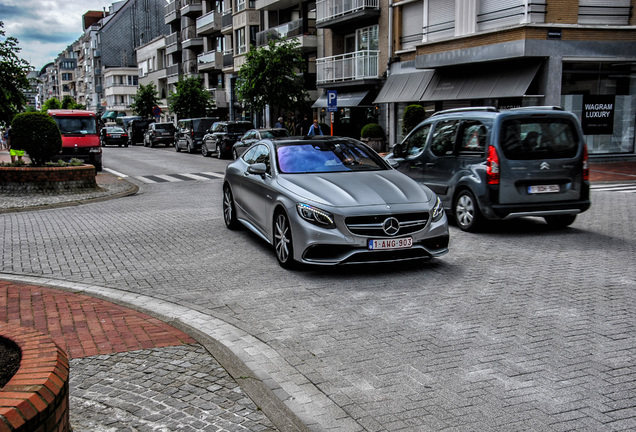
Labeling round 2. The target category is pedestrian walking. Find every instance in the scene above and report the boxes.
[307,119,323,136]
[6,127,24,163]
[275,117,284,128]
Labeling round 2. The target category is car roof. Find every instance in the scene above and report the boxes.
[426,106,576,122]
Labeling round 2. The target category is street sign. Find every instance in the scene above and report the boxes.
[152,106,162,116]
[327,90,337,112]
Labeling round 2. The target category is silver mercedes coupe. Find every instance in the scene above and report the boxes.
[222,136,449,268]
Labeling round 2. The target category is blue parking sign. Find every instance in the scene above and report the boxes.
[327,90,337,112]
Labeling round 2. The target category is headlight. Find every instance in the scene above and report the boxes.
[297,203,335,228]
[431,196,444,222]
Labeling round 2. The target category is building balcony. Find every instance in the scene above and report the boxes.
[197,51,223,72]
[256,18,317,52]
[316,50,380,85]
[222,50,234,71]
[165,0,181,24]
[181,0,202,17]
[167,63,181,84]
[255,0,298,11]
[196,10,222,36]
[166,32,181,55]
[181,26,203,50]
[221,10,233,34]
[316,0,380,29]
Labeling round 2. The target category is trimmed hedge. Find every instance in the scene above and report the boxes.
[10,112,62,166]
[361,123,384,139]
[402,104,427,135]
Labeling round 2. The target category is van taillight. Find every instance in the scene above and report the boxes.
[487,146,500,185]
[582,144,589,181]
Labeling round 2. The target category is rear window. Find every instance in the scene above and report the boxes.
[500,118,579,160]
[155,123,175,131]
[194,119,216,132]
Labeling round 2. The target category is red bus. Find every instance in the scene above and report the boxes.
[48,109,102,171]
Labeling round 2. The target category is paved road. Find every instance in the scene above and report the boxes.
[2,149,636,430]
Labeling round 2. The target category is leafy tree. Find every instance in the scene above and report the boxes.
[10,112,62,166]
[168,77,211,119]
[0,21,32,126]
[236,38,309,124]
[61,96,75,109]
[402,104,427,135]
[131,82,160,118]
[42,97,62,112]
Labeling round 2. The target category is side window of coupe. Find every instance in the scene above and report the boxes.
[253,145,271,174]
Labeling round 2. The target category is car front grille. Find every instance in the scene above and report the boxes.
[345,212,430,236]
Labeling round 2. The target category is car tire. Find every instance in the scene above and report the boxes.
[201,143,210,157]
[175,142,181,152]
[124,143,128,147]
[454,190,484,232]
[216,142,223,159]
[274,210,296,269]
[187,141,195,154]
[150,140,156,148]
[223,185,241,230]
[544,214,576,229]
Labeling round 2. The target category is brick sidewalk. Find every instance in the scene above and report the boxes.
[0,281,196,359]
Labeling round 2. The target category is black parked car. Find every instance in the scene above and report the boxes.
[100,126,128,147]
[175,117,218,153]
[202,121,255,158]
[232,128,290,159]
[144,122,176,147]
[127,119,154,146]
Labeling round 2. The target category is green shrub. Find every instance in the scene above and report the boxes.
[360,123,384,139]
[10,112,62,166]
[402,104,427,135]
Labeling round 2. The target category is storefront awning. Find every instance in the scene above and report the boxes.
[312,90,371,108]
[373,70,435,104]
[421,62,542,101]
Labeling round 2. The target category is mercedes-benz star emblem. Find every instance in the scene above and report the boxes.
[382,217,400,236]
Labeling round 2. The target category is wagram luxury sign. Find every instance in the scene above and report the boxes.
[582,95,615,135]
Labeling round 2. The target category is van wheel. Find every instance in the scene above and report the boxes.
[187,141,195,154]
[454,190,483,232]
[201,143,210,157]
[544,215,576,229]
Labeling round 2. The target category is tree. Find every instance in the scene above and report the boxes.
[0,21,32,127]
[42,97,62,112]
[10,112,62,166]
[402,104,427,135]
[235,38,309,124]
[131,82,160,118]
[168,77,211,119]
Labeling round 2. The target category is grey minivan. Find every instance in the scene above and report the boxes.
[388,107,590,231]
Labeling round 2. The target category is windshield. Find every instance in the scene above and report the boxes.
[54,116,97,134]
[263,129,290,139]
[277,140,385,174]
[228,124,252,134]
[500,118,579,160]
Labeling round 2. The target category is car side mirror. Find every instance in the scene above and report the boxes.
[247,163,267,177]
[393,143,404,157]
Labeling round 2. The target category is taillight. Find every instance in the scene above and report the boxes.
[582,144,589,181]
[486,145,500,185]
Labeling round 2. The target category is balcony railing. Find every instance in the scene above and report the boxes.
[222,10,233,29]
[197,51,223,70]
[316,0,379,24]
[196,10,221,34]
[167,64,180,77]
[316,50,379,84]
[255,18,316,46]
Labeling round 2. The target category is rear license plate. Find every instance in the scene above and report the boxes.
[112,134,120,138]
[528,184,559,194]
[368,237,413,250]
[163,132,172,136]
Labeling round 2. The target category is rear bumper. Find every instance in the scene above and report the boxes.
[490,199,591,219]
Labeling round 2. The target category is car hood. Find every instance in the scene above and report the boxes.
[276,170,433,207]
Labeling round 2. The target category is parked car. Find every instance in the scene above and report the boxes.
[175,117,218,153]
[387,106,591,231]
[100,126,128,147]
[127,119,154,146]
[222,136,449,268]
[144,122,176,147]
[232,128,290,159]
[202,121,254,158]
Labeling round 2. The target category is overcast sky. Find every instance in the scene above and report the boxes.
[0,0,125,71]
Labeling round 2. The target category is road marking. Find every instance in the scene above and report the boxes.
[133,172,225,184]
[104,168,129,178]
[591,183,636,193]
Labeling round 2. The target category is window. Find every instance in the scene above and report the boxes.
[357,25,378,51]
[61,73,73,81]
[235,28,246,54]
[427,0,455,41]
[500,119,579,160]
[401,2,424,49]
[236,0,245,12]
[403,124,431,157]
[430,120,459,156]
[458,121,487,154]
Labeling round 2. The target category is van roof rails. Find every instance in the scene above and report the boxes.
[430,107,498,117]
[508,106,564,111]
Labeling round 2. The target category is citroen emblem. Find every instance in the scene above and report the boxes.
[382,217,400,236]
[540,162,550,170]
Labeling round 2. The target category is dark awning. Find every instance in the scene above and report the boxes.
[374,70,434,104]
[421,62,541,101]
[312,90,371,108]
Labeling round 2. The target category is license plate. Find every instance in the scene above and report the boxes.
[368,237,413,250]
[163,132,172,136]
[528,184,559,194]
[112,134,120,138]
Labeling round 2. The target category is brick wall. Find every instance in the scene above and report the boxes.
[0,323,70,432]
[546,0,579,24]
[0,165,97,194]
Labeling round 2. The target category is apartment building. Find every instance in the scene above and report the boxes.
[376,0,636,156]
[137,36,171,121]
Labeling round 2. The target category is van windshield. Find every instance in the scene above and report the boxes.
[54,116,97,135]
[500,118,579,160]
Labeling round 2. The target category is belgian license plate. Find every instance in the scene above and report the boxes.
[528,184,559,194]
[163,132,172,136]
[112,134,120,138]
[368,237,413,250]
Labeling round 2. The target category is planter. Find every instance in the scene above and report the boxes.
[0,165,97,194]
[0,323,70,432]
[361,137,386,153]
